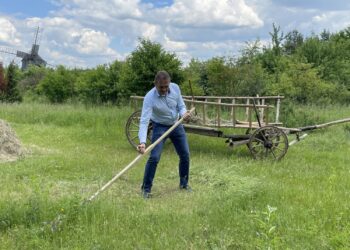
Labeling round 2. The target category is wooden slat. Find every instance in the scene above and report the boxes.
[261,99,265,119]
[182,99,273,108]
[275,96,281,123]
[245,99,250,121]
[217,98,221,127]
[248,107,252,128]
[231,99,236,126]
[132,98,137,110]
[131,97,275,108]
[131,95,284,101]
[182,95,285,100]
[202,101,206,125]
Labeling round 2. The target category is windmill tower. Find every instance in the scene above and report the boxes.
[0,27,47,70]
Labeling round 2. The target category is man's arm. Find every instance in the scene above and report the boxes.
[176,84,187,117]
[138,95,152,145]
[175,84,192,122]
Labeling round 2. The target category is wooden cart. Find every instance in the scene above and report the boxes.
[125,95,294,160]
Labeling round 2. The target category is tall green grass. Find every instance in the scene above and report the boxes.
[0,103,349,249]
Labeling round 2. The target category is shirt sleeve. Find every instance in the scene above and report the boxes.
[138,95,152,144]
[176,84,187,117]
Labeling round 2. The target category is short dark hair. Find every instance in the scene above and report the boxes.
[154,71,170,84]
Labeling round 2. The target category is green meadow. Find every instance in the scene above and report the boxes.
[0,103,349,249]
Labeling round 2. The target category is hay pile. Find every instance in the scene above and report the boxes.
[0,119,23,162]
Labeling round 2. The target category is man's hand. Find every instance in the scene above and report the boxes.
[137,143,146,154]
[183,111,192,122]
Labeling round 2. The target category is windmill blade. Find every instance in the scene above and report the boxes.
[16,50,29,58]
[37,28,43,46]
[1,26,47,70]
[33,26,43,46]
[0,46,17,56]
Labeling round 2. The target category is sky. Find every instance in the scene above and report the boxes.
[0,0,350,68]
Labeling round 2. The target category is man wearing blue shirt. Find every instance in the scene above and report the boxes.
[137,71,191,198]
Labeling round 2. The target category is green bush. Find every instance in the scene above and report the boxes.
[37,66,76,103]
[119,38,184,96]
[75,64,119,104]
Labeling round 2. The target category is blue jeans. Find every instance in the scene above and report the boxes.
[141,121,190,192]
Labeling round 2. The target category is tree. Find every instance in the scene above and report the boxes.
[298,36,322,66]
[234,62,269,96]
[182,59,206,95]
[205,57,231,95]
[0,62,6,101]
[119,39,184,96]
[37,65,76,103]
[260,24,286,81]
[238,40,262,65]
[4,62,22,102]
[284,30,303,54]
[0,62,6,91]
[76,62,122,104]
[320,29,331,41]
[19,65,48,91]
[267,61,338,104]
[269,23,284,57]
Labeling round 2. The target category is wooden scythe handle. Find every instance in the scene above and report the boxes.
[87,107,196,202]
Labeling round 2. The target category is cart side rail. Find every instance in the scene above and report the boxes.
[130,95,278,129]
[182,95,284,100]
[182,95,283,124]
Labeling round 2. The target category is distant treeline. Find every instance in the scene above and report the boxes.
[1,24,350,105]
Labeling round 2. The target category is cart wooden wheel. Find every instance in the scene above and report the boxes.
[125,110,153,149]
[248,126,288,160]
[245,128,255,150]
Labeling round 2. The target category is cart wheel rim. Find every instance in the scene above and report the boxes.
[248,125,288,160]
[125,110,152,149]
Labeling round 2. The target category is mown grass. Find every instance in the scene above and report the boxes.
[0,103,349,249]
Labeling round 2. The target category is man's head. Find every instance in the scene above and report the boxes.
[154,71,170,96]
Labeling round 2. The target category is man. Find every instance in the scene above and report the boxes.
[137,71,192,199]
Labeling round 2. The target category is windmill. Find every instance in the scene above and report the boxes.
[0,27,47,70]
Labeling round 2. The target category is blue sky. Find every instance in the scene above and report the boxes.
[0,0,58,17]
[1,0,350,68]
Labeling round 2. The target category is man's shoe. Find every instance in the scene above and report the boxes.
[179,185,192,192]
[141,190,152,199]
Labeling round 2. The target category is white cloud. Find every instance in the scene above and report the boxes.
[4,0,350,68]
[141,23,159,41]
[175,51,192,65]
[310,11,350,31]
[76,29,118,56]
[45,49,87,67]
[0,0,265,67]
[163,35,188,51]
[0,17,21,45]
[56,0,143,20]
[22,16,121,66]
[157,0,263,29]
[51,0,263,43]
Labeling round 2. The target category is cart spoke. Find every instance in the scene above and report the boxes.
[253,138,265,144]
[259,131,268,142]
[131,122,139,127]
[251,144,264,150]
[273,146,284,152]
[269,148,277,159]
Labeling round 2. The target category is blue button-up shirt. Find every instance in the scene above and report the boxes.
[138,82,187,144]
